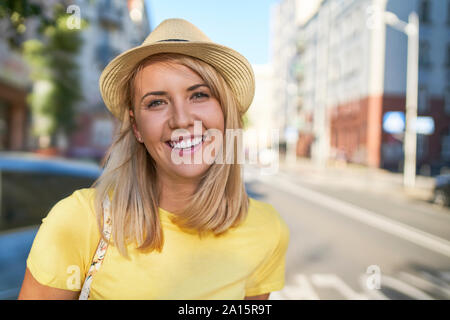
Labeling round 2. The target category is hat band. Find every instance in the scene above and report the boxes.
[157,39,189,42]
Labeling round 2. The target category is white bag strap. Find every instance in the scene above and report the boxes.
[79,194,112,300]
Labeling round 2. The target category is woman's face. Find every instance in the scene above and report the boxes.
[130,60,225,182]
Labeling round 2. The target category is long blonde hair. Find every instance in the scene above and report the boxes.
[92,53,249,258]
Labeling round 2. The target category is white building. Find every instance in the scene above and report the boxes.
[244,64,276,157]
[290,0,450,173]
[270,0,304,144]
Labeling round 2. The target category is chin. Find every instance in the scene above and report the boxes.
[170,163,211,180]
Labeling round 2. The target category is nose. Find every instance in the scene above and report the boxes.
[167,98,194,129]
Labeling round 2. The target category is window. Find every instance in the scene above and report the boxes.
[419,40,431,68]
[445,86,450,115]
[442,130,450,161]
[418,86,429,113]
[0,162,99,232]
[416,134,428,160]
[447,1,450,25]
[419,0,431,24]
[446,44,450,69]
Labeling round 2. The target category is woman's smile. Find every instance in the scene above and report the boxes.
[165,134,206,156]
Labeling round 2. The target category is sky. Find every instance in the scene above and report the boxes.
[144,0,280,65]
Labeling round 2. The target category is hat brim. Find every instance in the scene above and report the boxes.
[99,41,255,119]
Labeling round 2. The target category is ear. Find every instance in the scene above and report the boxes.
[129,109,143,143]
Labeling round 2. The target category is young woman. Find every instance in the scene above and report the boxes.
[18,18,289,300]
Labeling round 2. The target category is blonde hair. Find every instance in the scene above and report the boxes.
[92,53,249,258]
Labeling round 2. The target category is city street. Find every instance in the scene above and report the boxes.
[244,163,450,300]
[1,162,449,300]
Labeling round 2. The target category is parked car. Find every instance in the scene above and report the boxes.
[433,174,450,207]
[0,152,102,299]
[0,152,102,232]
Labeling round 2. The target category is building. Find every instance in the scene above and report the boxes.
[290,0,450,174]
[0,41,30,152]
[381,0,450,174]
[270,0,304,149]
[244,64,277,159]
[270,0,325,159]
[0,0,150,163]
[67,0,150,162]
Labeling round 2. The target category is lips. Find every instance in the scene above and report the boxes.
[165,134,206,149]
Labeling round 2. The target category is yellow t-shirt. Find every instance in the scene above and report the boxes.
[26,188,290,299]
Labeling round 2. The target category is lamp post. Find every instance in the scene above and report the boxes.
[384,11,419,188]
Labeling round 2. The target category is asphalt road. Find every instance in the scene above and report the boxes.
[244,166,450,300]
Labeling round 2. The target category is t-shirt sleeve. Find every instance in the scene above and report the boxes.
[26,188,99,291]
[245,208,290,297]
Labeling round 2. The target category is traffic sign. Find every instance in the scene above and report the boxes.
[383,112,405,134]
[412,116,434,135]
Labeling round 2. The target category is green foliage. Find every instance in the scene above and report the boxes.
[20,3,87,142]
[0,0,52,50]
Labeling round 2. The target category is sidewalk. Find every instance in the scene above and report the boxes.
[277,157,436,203]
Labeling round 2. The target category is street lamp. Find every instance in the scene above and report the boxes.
[383,11,419,189]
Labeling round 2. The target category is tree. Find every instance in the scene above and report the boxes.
[0,0,58,50]
[1,1,87,149]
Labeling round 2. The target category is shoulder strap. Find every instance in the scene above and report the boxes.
[78,194,112,300]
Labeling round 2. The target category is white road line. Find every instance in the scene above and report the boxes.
[254,173,450,258]
[281,274,320,300]
[398,272,450,298]
[310,274,368,300]
[380,275,434,300]
[358,275,390,300]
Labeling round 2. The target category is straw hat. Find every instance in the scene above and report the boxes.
[99,18,255,120]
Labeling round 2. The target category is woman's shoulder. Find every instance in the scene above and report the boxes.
[27,188,101,289]
[42,187,98,225]
[245,197,290,250]
[57,187,97,211]
[247,197,286,229]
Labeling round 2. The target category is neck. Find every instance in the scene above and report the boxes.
[157,173,200,214]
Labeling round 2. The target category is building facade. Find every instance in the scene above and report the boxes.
[0,0,150,163]
[290,0,450,174]
[244,64,277,158]
[270,0,303,148]
[67,0,150,162]
[0,41,30,152]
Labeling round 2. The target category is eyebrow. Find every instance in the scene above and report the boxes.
[140,83,210,103]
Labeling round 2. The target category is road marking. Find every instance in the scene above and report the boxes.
[253,172,450,258]
[358,275,389,300]
[311,274,368,299]
[380,275,434,300]
[398,272,450,298]
[279,274,320,300]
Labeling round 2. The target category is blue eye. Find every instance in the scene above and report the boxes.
[192,92,209,100]
[147,100,164,108]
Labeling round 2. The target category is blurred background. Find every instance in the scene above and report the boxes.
[0,0,449,300]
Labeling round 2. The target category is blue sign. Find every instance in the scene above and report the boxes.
[413,117,434,135]
[383,112,405,134]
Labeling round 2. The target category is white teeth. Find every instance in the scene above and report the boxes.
[170,137,203,149]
